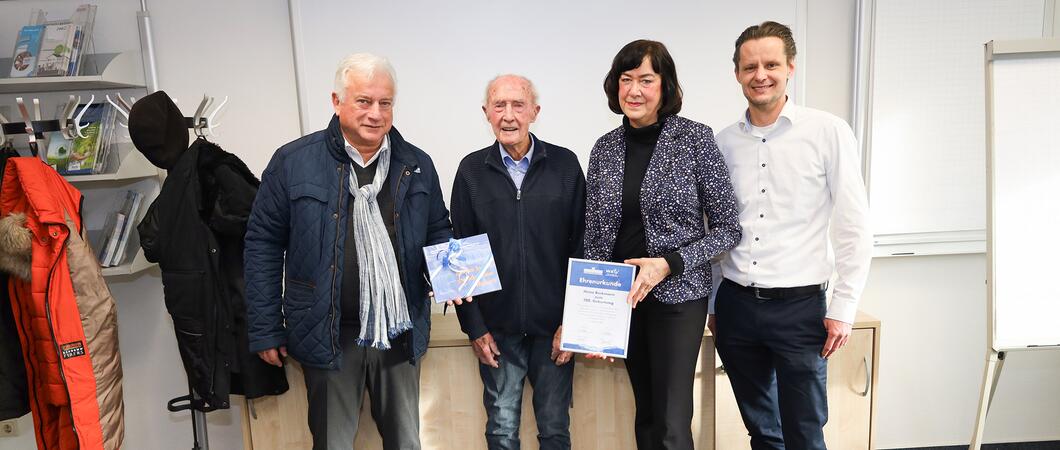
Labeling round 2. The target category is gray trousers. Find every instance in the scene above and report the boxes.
[303,333,421,450]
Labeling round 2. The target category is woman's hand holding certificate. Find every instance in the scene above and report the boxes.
[623,257,671,307]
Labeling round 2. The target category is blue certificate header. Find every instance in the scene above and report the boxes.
[568,260,634,292]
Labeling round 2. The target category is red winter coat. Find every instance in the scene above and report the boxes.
[0,157,123,450]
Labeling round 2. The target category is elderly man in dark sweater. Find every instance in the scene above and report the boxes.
[449,74,586,450]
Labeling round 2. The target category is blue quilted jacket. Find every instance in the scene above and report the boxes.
[244,116,452,369]
[585,115,742,304]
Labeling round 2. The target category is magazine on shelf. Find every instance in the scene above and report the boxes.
[34,21,75,77]
[108,191,143,267]
[66,26,81,76]
[94,105,118,174]
[14,4,97,78]
[98,212,127,267]
[44,132,74,173]
[68,4,97,76]
[46,103,112,175]
[9,25,45,77]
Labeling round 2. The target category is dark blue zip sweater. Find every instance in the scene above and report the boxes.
[451,135,586,340]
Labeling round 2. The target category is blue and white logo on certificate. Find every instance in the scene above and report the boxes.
[560,258,635,358]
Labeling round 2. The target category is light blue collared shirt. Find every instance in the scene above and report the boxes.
[498,138,535,189]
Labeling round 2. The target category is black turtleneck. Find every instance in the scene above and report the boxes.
[613,117,684,277]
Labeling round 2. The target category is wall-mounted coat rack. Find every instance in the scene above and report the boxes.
[0,96,98,157]
[1,93,228,159]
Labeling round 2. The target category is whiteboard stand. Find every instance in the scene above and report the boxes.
[970,37,1060,450]
[970,350,1005,449]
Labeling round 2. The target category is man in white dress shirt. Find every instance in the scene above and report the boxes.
[712,21,872,450]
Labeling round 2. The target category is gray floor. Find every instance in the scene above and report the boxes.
[888,442,1060,450]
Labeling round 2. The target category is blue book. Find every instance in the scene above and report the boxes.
[423,234,502,303]
[9,25,45,78]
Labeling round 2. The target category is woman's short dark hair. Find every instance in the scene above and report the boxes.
[603,39,683,118]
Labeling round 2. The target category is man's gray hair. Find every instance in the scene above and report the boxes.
[483,74,539,106]
[334,53,397,102]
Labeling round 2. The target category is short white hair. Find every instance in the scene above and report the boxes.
[483,74,538,106]
[334,53,397,102]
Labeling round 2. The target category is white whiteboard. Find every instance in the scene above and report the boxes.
[858,0,1046,255]
[288,0,800,198]
[988,40,1060,350]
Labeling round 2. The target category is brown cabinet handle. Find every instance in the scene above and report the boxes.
[858,356,871,397]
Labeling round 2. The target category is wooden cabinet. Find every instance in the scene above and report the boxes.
[242,312,879,449]
[240,321,646,450]
[824,328,876,449]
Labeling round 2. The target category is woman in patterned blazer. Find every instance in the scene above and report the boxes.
[584,39,743,449]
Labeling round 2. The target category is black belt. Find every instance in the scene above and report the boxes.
[722,278,827,300]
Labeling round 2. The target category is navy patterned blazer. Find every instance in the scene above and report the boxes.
[584,115,742,304]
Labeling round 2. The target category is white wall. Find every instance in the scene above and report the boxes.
[146,0,302,176]
[803,1,1060,448]
[4,1,1060,449]
[289,0,800,203]
[861,255,1060,448]
[803,0,856,122]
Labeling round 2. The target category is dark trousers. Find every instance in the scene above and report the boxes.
[714,279,829,450]
[303,333,421,450]
[479,332,574,450]
[624,297,708,450]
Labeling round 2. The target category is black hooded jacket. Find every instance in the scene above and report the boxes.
[133,91,287,411]
[139,137,288,410]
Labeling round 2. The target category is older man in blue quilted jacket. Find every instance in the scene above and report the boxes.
[244,52,452,450]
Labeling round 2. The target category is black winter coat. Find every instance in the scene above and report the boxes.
[139,138,287,411]
[0,146,29,421]
[0,272,29,421]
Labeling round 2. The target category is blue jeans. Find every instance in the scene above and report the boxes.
[714,279,829,450]
[479,332,574,450]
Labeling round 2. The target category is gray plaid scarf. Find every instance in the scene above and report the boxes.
[349,145,411,349]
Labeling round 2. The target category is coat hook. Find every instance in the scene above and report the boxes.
[73,95,96,139]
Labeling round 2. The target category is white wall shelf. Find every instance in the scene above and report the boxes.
[101,248,156,277]
[0,51,145,94]
[63,143,160,183]
[0,47,163,280]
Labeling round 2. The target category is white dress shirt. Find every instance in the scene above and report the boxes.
[344,134,390,168]
[715,101,872,324]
